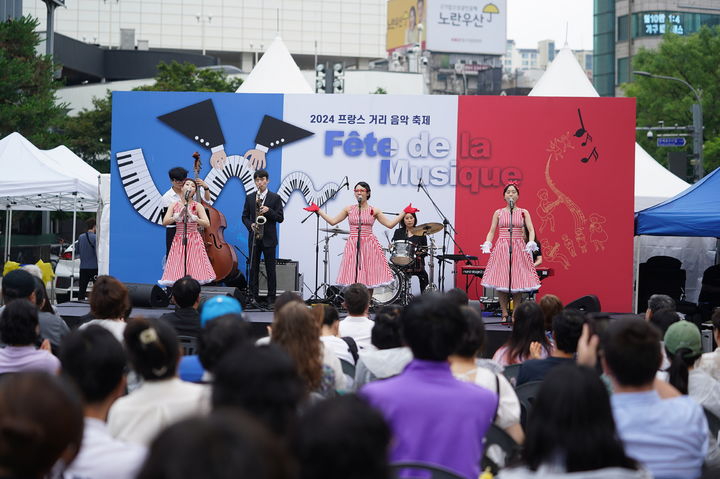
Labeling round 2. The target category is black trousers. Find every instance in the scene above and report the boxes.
[249,240,277,300]
[407,269,429,292]
[166,227,175,256]
[79,268,98,301]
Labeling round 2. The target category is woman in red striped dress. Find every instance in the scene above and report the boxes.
[314,182,407,291]
[481,184,540,321]
[159,179,216,287]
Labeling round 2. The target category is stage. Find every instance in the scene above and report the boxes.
[55,301,644,359]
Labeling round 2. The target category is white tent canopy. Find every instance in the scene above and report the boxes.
[236,36,313,94]
[0,132,99,211]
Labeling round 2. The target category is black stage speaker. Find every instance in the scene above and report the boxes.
[258,260,301,295]
[199,286,244,304]
[125,283,170,308]
[565,294,601,313]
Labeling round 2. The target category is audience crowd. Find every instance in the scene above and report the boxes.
[1,268,720,479]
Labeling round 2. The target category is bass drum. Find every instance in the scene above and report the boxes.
[372,263,404,306]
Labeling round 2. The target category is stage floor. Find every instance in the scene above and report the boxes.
[55,301,643,358]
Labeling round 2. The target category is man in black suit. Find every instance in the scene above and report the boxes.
[242,169,284,306]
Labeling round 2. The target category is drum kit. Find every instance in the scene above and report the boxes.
[320,222,445,306]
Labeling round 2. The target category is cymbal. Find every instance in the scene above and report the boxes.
[320,227,350,235]
[410,222,444,235]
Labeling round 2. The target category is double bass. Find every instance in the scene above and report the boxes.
[192,152,238,282]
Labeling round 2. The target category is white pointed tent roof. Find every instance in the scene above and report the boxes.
[529,46,689,211]
[236,36,313,94]
[0,132,99,211]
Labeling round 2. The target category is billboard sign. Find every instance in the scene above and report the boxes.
[425,0,506,54]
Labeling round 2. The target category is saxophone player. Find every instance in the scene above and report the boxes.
[242,169,284,307]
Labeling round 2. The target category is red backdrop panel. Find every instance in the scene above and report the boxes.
[454,96,636,312]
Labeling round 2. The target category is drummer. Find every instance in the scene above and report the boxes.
[392,212,429,293]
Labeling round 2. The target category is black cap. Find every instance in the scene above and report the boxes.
[1,269,35,300]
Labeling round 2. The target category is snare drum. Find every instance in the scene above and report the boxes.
[390,240,416,266]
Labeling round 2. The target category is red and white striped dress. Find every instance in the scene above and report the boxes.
[158,202,216,287]
[336,205,393,288]
[481,208,540,293]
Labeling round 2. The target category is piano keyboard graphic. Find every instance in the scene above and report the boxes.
[278,171,340,207]
[204,154,257,201]
[116,149,165,225]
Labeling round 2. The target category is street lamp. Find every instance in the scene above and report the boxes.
[196,12,213,56]
[633,70,704,181]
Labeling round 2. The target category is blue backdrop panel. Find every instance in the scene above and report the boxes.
[110,91,284,284]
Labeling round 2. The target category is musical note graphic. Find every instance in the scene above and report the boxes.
[581,147,599,163]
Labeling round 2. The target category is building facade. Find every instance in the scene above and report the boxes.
[594,0,720,97]
[20,0,387,72]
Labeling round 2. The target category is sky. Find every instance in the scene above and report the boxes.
[506,0,594,50]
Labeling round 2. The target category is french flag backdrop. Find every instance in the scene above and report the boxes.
[110,92,635,311]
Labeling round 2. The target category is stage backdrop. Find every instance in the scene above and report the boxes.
[110,92,635,312]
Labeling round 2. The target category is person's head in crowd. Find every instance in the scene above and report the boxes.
[712,308,720,347]
[504,301,551,364]
[650,308,680,336]
[452,306,486,359]
[343,283,371,316]
[213,344,304,438]
[552,309,585,355]
[664,320,703,395]
[602,318,661,389]
[293,394,391,479]
[272,302,323,394]
[0,299,40,347]
[90,275,130,320]
[172,276,201,309]
[521,364,639,473]
[401,293,466,361]
[136,411,291,479]
[198,314,252,374]
[60,325,127,406]
[646,294,676,320]
[539,294,563,332]
[31,276,54,314]
[85,217,96,232]
[124,317,179,381]
[0,372,84,478]
[199,296,242,327]
[371,306,403,350]
[273,291,303,320]
[317,303,340,336]
[1,269,36,304]
[445,288,469,306]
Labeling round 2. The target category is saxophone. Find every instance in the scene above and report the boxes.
[254,192,266,241]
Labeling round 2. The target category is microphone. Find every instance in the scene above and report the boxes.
[509,198,515,210]
[357,194,362,204]
[184,190,191,201]
[417,177,422,192]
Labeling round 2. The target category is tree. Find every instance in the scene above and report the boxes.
[60,61,243,163]
[0,16,66,148]
[622,26,720,177]
[135,61,243,92]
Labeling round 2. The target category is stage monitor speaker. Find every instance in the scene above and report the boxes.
[199,286,244,304]
[258,260,301,295]
[565,294,601,313]
[125,283,170,308]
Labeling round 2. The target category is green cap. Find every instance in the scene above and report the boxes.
[664,320,702,357]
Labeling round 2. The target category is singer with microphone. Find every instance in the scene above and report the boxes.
[159,179,215,287]
[305,181,414,293]
[480,183,540,321]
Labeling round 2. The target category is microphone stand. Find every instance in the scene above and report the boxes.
[302,176,349,302]
[182,192,190,278]
[506,201,515,322]
[354,197,363,284]
[417,179,471,291]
